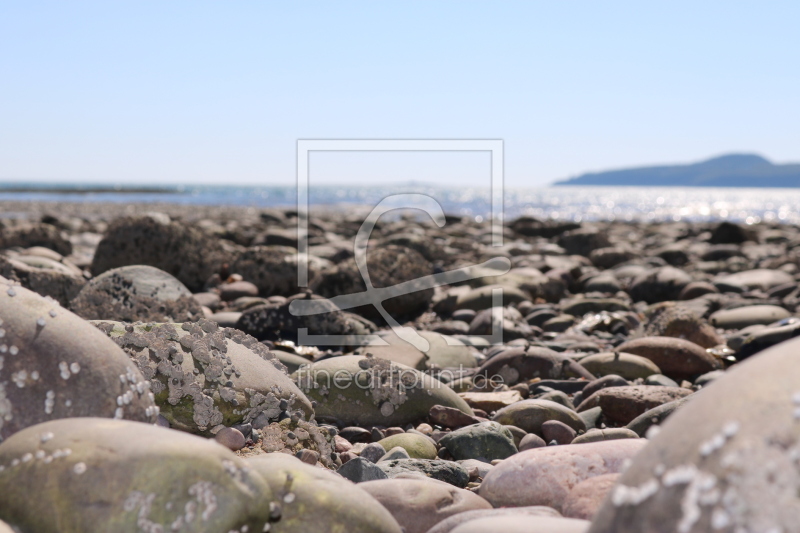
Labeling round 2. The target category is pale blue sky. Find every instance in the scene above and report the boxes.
[1,1,798,186]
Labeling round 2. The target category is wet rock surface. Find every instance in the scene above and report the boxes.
[3,206,800,532]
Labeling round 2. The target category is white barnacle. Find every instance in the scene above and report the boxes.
[663,464,698,486]
[49,309,57,318]
[114,407,124,419]
[0,329,5,338]
[70,362,81,374]
[645,424,661,439]
[711,507,730,529]
[9,346,18,356]
[30,371,39,381]
[5,287,15,297]
[58,362,70,380]
[40,431,54,443]
[282,492,296,504]
[34,450,45,460]
[73,462,87,475]
[21,453,33,463]
[722,421,739,438]
[36,318,46,327]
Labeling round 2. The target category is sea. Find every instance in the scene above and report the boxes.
[1,183,799,225]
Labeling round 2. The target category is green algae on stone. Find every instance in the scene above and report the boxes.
[246,453,403,533]
[0,418,275,533]
[293,355,473,427]
[377,433,438,460]
[92,319,312,435]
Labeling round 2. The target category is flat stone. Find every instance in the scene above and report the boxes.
[459,391,523,413]
[572,428,640,444]
[378,458,470,487]
[615,337,723,380]
[493,399,586,438]
[709,304,792,330]
[577,352,661,380]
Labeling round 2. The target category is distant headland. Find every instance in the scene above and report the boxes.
[554,154,800,188]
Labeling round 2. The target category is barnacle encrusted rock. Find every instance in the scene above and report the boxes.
[310,245,435,323]
[230,246,331,297]
[589,336,800,533]
[293,355,473,427]
[71,265,204,323]
[92,319,313,434]
[90,214,228,292]
[0,279,156,441]
[236,295,377,346]
[0,252,85,307]
[246,453,403,533]
[256,417,337,469]
[0,418,275,533]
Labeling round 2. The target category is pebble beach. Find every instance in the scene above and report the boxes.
[2,199,800,532]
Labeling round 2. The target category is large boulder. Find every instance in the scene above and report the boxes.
[71,265,204,323]
[93,319,311,434]
[247,453,402,533]
[479,439,647,512]
[589,336,800,533]
[91,215,228,292]
[311,245,434,323]
[236,296,377,346]
[293,355,473,427]
[0,418,274,532]
[230,246,331,297]
[0,282,156,441]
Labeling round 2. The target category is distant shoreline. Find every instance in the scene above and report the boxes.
[0,186,179,194]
